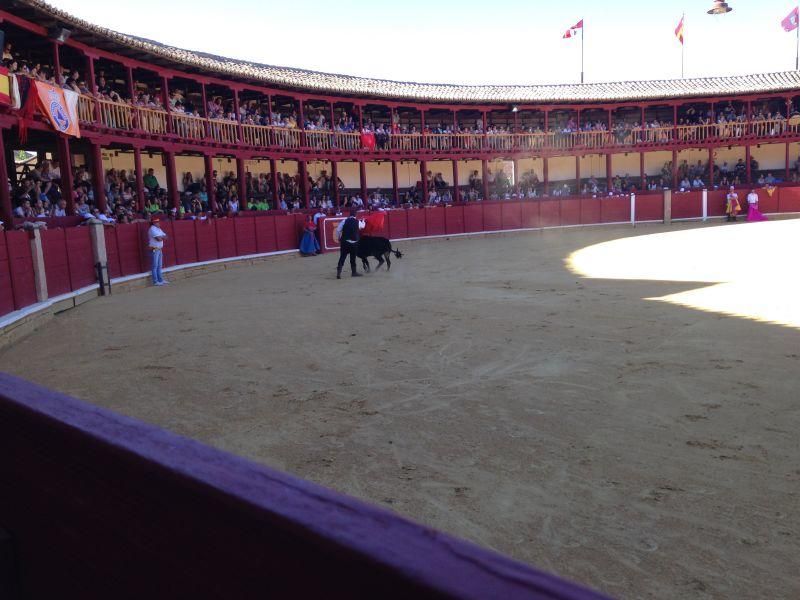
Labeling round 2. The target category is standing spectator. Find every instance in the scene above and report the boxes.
[148,217,168,286]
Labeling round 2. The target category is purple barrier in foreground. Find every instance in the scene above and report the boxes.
[0,373,609,600]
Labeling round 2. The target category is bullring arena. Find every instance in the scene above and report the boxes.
[0,2,799,599]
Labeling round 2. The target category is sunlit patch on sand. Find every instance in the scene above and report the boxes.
[567,219,800,329]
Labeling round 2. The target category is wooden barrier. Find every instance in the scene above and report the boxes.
[4,190,800,322]
[0,232,17,315]
[5,231,36,310]
[0,373,608,600]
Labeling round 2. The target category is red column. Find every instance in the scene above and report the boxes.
[482,111,488,149]
[481,159,489,200]
[298,98,306,148]
[164,151,180,211]
[357,104,364,131]
[672,149,678,189]
[162,76,173,134]
[420,109,426,150]
[785,142,790,182]
[708,148,714,188]
[126,66,135,103]
[452,160,460,202]
[233,89,243,144]
[543,157,549,195]
[745,145,751,185]
[575,156,580,195]
[420,160,428,204]
[606,153,612,192]
[205,154,218,212]
[89,142,107,212]
[639,152,645,189]
[359,160,368,202]
[0,129,12,226]
[133,147,145,213]
[332,160,340,209]
[52,41,61,84]
[201,83,211,139]
[56,135,75,214]
[270,158,280,209]
[391,160,399,206]
[237,157,248,208]
[299,160,309,208]
[86,55,101,124]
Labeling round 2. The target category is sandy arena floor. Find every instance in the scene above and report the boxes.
[2,222,798,599]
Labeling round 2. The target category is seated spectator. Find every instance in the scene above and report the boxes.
[143,169,160,193]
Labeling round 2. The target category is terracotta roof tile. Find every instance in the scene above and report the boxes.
[19,0,800,104]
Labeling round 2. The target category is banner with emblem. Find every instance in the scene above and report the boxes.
[34,81,81,138]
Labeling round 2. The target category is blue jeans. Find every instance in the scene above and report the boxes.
[151,249,164,284]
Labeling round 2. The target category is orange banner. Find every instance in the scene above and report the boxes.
[34,81,81,138]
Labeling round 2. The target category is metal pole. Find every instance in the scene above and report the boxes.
[581,25,584,84]
[796,17,799,70]
[681,13,685,79]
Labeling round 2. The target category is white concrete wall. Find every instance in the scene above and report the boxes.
[750,143,786,172]
[579,154,606,179]
[643,151,672,178]
[548,156,576,182]
[610,153,639,178]
[516,157,543,182]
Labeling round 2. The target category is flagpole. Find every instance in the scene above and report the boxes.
[681,12,685,79]
[796,7,799,70]
[581,22,585,84]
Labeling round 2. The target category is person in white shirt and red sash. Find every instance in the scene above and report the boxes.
[746,189,767,222]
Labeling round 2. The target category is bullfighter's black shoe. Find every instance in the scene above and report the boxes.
[336,267,342,279]
[351,272,362,277]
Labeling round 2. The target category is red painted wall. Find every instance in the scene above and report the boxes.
[5,231,36,310]
[445,206,465,235]
[40,229,71,297]
[635,194,663,222]
[0,232,15,315]
[388,210,408,239]
[65,228,96,290]
[671,191,703,220]
[601,197,630,223]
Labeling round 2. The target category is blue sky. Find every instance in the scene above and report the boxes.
[49,0,800,84]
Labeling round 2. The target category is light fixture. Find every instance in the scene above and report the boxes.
[49,27,72,43]
[707,1,732,14]
[511,105,519,113]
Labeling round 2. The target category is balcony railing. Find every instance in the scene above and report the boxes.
[70,96,799,156]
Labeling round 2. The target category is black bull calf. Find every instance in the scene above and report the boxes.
[357,236,403,272]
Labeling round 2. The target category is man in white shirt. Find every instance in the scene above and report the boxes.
[148,217,168,286]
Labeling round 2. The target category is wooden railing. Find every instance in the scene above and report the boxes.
[77,95,95,123]
[391,134,423,152]
[69,95,800,155]
[171,113,206,140]
[208,118,239,144]
[305,130,333,151]
[97,99,133,130]
[136,107,168,135]
[334,132,361,150]
[269,126,301,148]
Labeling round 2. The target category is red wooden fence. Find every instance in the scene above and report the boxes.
[3,190,800,322]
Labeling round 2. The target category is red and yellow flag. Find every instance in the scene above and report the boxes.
[675,16,685,45]
[34,81,81,138]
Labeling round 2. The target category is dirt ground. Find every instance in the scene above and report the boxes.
[2,222,798,600]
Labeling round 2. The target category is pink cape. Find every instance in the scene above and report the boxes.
[747,204,767,222]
